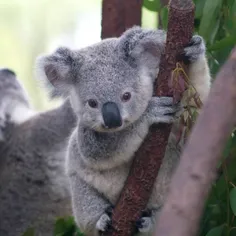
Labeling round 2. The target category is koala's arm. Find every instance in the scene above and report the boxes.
[69,173,111,236]
[184,35,211,103]
[189,55,211,103]
[67,137,111,235]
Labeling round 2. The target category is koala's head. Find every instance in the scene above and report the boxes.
[0,68,30,108]
[36,26,166,132]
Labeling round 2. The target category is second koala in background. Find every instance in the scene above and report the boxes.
[0,68,77,236]
[37,26,211,236]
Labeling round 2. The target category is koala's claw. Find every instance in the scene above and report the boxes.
[181,35,205,64]
[135,217,153,233]
[146,97,183,125]
[104,205,114,217]
[96,213,112,234]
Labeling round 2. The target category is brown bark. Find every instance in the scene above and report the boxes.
[154,47,236,236]
[101,0,142,39]
[101,0,195,236]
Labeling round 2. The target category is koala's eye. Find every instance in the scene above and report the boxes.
[88,99,98,108]
[121,92,131,102]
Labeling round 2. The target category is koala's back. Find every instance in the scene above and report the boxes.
[0,104,75,236]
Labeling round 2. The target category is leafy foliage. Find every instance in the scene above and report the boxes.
[22,217,84,236]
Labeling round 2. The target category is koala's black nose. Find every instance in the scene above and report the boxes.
[0,68,16,76]
[102,102,122,129]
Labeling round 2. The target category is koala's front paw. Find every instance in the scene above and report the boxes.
[146,97,182,125]
[96,213,112,233]
[96,206,114,234]
[182,35,205,63]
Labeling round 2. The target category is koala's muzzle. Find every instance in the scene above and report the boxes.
[102,102,122,129]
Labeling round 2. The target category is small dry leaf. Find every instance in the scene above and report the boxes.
[171,62,203,144]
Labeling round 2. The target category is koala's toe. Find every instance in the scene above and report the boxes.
[135,216,153,233]
[96,213,112,233]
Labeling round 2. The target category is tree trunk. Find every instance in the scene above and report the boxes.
[101,0,142,39]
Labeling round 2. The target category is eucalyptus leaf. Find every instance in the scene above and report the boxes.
[230,188,236,216]
[22,228,35,236]
[143,0,161,12]
[205,225,224,236]
[208,35,236,51]
[199,0,223,42]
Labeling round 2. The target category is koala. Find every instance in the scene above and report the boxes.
[36,26,211,236]
[0,68,36,141]
[0,68,77,236]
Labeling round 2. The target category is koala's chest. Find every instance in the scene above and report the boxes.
[79,164,131,204]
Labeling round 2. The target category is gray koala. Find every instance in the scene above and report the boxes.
[0,68,77,236]
[36,26,211,236]
[0,68,35,142]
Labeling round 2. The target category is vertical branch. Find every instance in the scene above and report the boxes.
[101,0,142,39]
[123,0,142,29]
[103,0,195,236]
[154,47,236,236]
[101,0,125,38]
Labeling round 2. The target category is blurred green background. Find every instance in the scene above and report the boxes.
[0,0,157,111]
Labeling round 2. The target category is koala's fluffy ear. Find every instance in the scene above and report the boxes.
[117,26,166,74]
[35,47,81,98]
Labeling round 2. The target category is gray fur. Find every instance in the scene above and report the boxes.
[0,68,35,141]
[36,26,211,236]
[0,68,77,236]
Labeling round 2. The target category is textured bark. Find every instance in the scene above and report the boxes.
[101,0,142,39]
[154,47,236,236]
[101,0,195,236]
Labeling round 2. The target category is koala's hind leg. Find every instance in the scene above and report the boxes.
[0,68,35,141]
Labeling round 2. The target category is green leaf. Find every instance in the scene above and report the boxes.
[54,218,67,235]
[199,0,223,43]
[159,6,168,30]
[22,228,35,236]
[230,227,236,236]
[143,0,161,12]
[205,225,224,236]
[230,188,236,215]
[194,0,206,19]
[75,229,85,236]
[53,216,80,236]
[208,35,236,51]
[224,0,236,34]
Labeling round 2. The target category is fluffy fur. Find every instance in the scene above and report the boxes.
[0,68,77,236]
[36,26,211,236]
